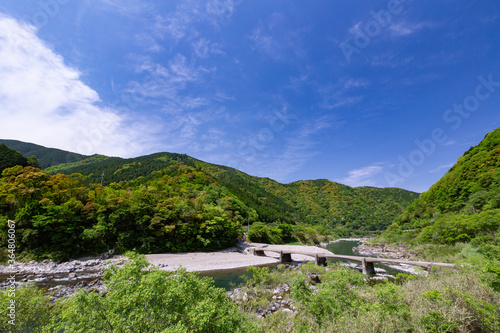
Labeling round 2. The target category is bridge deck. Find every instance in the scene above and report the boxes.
[251,248,455,271]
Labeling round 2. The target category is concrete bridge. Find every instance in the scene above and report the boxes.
[249,247,455,275]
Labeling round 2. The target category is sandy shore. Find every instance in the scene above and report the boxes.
[145,242,334,272]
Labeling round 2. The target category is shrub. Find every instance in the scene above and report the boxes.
[45,252,253,332]
[0,283,55,332]
[291,264,366,323]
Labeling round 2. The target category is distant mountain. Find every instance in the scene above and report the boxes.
[0,139,419,234]
[38,145,419,234]
[0,140,421,259]
[0,144,29,173]
[0,139,89,169]
[388,127,500,244]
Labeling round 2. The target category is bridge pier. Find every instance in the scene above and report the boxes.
[362,258,376,275]
[250,248,266,256]
[315,254,327,266]
[279,251,292,263]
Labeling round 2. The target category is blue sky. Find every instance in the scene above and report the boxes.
[0,0,499,192]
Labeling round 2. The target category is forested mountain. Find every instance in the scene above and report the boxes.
[0,140,419,259]
[386,127,500,244]
[0,139,88,169]
[41,149,419,233]
[0,144,29,173]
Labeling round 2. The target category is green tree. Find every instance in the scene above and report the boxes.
[45,253,253,332]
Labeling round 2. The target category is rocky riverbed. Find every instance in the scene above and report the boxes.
[353,241,427,275]
[353,242,419,260]
[0,254,128,300]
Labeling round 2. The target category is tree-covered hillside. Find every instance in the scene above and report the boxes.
[258,178,419,233]
[42,149,419,235]
[0,140,420,259]
[0,164,249,260]
[384,127,500,245]
[0,139,88,169]
[0,144,29,173]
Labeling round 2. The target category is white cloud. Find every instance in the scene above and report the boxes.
[319,77,368,110]
[230,112,338,182]
[192,38,224,59]
[389,21,436,37]
[135,33,163,53]
[0,15,155,157]
[249,13,306,62]
[442,140,457,146]
[429,163,454,173]
[337,164,385,187]
[93,0,152,17]
[125,54,210,113]
[206,0,235,18]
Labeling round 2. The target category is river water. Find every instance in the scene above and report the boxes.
[204,240,402,290]
[203,241,367,290]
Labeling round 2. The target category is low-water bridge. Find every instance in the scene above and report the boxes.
[249,247,455,275]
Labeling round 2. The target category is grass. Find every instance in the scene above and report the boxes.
[236,257,500,333]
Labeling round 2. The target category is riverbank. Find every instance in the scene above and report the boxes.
[353,240,427,275]
[320,238,369,247]
[353,241,419,260]
[0,242,335,299]
[146,242,334,272]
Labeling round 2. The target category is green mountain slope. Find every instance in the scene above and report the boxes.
[0,140,420,259]
[0,139,89,169]
[386,127,500,244]
[43,147,418,234]
[0,144,29,173]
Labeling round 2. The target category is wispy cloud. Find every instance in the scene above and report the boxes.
[192,38,224,59]
[152,0,237,43]
[249,13,306,62]
[93,0,153,17]
[0,15,157,157]
[429,163,454,173]
[337,163,386,187]
[369,52,415,68]
[443,140,457,146]
[206,0,235,18]
[481,14,500,25]
[125,54,206,105]
[319,77,369,110]
[232,114,338,182]
[389,21,437,37]
[154,9,197,41]
[135,33,163,53]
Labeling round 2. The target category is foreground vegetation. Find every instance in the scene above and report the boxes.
[1,251,499,332]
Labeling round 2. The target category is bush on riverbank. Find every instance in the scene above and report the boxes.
[0,283,53,332]
[2,253,499,332]
[247,222,333,245]
[240,263,500,333]
[0,253,255,332]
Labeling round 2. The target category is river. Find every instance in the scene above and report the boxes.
[204,240,401,290]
